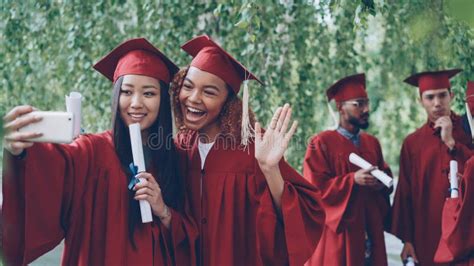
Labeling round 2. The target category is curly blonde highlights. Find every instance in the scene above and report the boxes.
[169,65,256,142]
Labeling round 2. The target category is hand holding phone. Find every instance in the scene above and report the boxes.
[3,106,75,156]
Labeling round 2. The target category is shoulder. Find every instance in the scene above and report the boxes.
[69,131,113,153]
[403,126,425,145]
[80,131,112,145]
[361,132,381,145]
[309,130,339,143]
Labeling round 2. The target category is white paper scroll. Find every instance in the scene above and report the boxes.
[65,92,82,138]
[406,256,415,266]
[348,153,393,188]
[465,103,474,142]
[129,123,153,223]
[449,160,459,198]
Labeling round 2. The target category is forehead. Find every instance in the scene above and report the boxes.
[421,88,450,97]
[122,74,160,87]
[185,66,227,88]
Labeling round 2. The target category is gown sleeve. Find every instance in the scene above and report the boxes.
[2,135,96,265]
[257,156,326,266]
[302,135,356,234]
[390,140,415,243]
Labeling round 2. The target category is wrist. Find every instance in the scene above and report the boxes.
[445,138,455,150]
[259,163,279,176]
[156,205,171,220]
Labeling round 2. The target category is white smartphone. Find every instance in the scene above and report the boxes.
[18,111,74,144]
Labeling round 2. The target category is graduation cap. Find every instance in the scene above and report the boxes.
[326,73,368,102]
[404,69,462,95]
[93,38,179,83]
[181,35,263,93]
[181,35,263,146]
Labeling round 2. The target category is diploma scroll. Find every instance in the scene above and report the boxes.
[349,153,393,188]
[129,123,153,223]
[406,256,415,266]
[465,103,474,142]
[449,160,459,198]
[65,92,82,138]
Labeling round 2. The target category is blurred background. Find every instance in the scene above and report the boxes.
[1,0,473,265]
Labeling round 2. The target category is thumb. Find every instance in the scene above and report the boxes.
[362,167,375,174]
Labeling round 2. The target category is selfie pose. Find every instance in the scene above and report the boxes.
[2,38,196,265]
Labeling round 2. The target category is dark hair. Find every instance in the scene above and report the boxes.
[170,66,256,142]
[111,76,182,248]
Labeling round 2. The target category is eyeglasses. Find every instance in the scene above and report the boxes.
[344,99,370,109]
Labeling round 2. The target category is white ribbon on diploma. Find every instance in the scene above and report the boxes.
[129,123,153,223]
[349,153,393,188]
[449,160,459,198]
[65,92,82,138]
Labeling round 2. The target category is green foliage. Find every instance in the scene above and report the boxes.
[1,0,473,174]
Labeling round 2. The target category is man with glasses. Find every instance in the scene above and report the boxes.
[391,70,474,265]
[303,73,392,266]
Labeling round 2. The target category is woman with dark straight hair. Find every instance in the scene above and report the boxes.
[2,38,196,265]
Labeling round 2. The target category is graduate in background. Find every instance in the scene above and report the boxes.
[303,74,393,266]
[169,35,325,266]
[433,81,474,265]
[2,38,197,265]
[391,69,474,265]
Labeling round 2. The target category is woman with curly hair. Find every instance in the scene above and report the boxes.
[2,38,196,265]
[169,35,325,266]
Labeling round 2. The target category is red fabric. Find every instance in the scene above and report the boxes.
[2,131,197,265]
[181,35,263,93]
[466,81,474,114]
[391,113,474,266]
[114,50,170,83]
[434,156,474,265]
[326,73,368,102]
[303,130,392,266]
[404,69,462,95]
[93,38,178,83]
[175,131,325,266]
[468,81,474,93]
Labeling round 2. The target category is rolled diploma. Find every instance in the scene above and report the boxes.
[465,103,474,141]
[450,160,459,198]
[349,153,393,188]
[129,123,153,223]
[406,256,415,266]
[65,92,82,138]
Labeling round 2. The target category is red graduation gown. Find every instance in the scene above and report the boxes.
[303,130,392,266]
[434,156,474,265]
[2,131,197,266]
[391,114,474,266]
[176,131,325,266]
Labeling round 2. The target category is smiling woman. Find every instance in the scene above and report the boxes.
[170,35,326,266]
[2,38,197,265]
[118,75,161,132]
